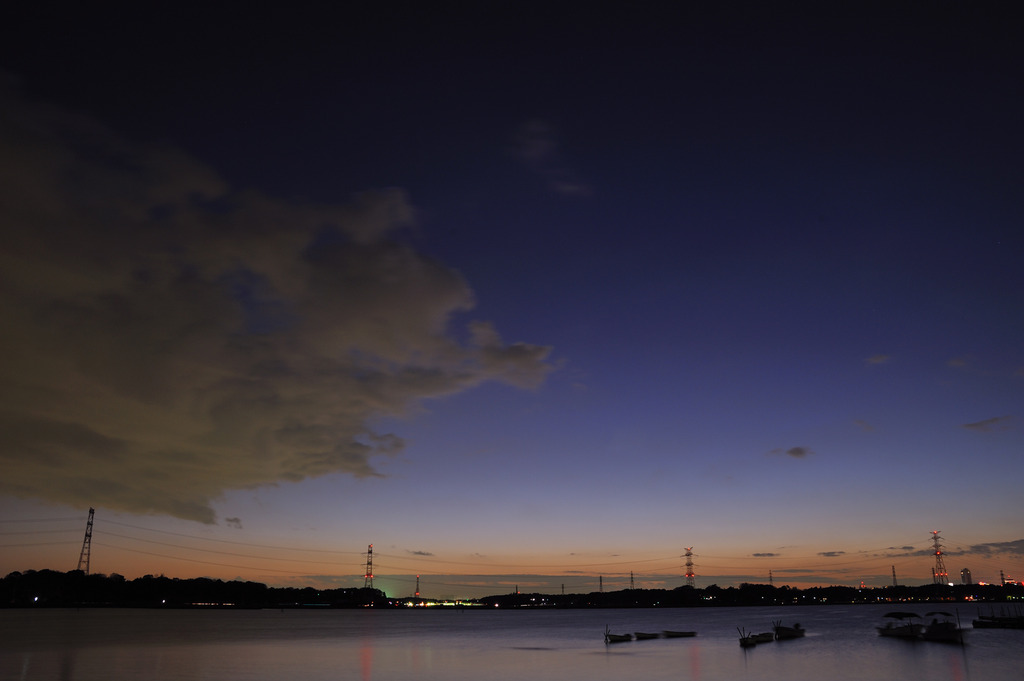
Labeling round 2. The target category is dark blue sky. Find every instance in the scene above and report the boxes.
[2,3,1022,594]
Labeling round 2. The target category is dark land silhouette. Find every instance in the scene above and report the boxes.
[4,569,1022,609]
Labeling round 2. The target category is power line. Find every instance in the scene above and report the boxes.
[22,515,1019,590]
[96,530,360,567]
[0,540,82,548]
[92,519,958,578]
[100,519,362,554]
[93,542,344,576]
[373,551,681,570]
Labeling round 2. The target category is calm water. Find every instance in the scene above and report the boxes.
[1,604,1020,680]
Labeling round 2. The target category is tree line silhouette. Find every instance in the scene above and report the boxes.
[4,569,1021,608]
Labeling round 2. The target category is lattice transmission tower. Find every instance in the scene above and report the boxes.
[364,544,374,588]
[77,507,95,574]
[931,530,948,584]
[684,547,695,588]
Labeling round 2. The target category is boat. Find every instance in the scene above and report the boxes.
[738,627,757,647]
[751,632,775,643]
[634,632,660,640]
[972,615,1024,629]
[772,620,806,640]
[877,612,923,639]
[972,607,1024,629]
[662,630,697,638]
[604,626,632,643]
[922,611,964,643]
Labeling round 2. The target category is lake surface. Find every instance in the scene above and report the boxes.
[2,604,1020,680]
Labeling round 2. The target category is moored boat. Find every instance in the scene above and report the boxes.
[751,632,775,643]
[772,620,805,640]
[738,627,757,647]
[662,630,697,638]
[604,626,632,643]
[972,607,1024,629]
[877,612,923,639]
[634,632,660,640]
[922,612,964,643]
[972,616,1024,629]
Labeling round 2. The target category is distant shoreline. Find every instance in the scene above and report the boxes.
[4,568,1022,609]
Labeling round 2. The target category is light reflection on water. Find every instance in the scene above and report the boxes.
[1,604,1020,681]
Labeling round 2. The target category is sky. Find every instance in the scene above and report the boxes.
[1,3,1022,599]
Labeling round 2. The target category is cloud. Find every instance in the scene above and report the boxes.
[0,84,553,524]
[864,354,891,365]
[967,539,1024,557]
[225,517,243,529]
[962,416,1012,433]
[752,553,779,558]
[876,545,931,559]
[513,120,592,197]
[407,550,434,557]
[853,419,873,432]
[769,446,814,458]
[817,551,845,558]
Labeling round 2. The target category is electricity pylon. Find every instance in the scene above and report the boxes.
[931,531,948,584]
[77,508,94,574]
